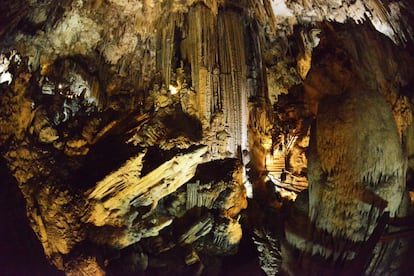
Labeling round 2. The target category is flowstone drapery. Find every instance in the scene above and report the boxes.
[1,0,414,275]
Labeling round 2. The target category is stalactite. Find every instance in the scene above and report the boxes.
[156,3,270,159]
[217,10,249,154]
[3,0,414,274]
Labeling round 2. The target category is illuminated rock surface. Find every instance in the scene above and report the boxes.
[0,0,414,275]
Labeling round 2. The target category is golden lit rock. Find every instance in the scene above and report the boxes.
[0,0,413,275]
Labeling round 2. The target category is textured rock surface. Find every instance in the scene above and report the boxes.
[281,22,414,275]
[0,0,414,275]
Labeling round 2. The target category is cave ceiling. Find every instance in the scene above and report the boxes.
[1,0,414,275]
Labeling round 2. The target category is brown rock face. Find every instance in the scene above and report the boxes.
[281,23,414,275]
[0,0,414,275]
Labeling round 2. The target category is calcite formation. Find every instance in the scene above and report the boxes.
[0,0,414,275]
[87,147,207,228]
[281,23,414,275]
[285,88,406,261]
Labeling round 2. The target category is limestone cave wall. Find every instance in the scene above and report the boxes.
[0,0,414,275]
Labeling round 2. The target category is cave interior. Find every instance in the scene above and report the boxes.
[1,0,414,275]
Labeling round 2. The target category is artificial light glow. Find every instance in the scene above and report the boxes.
[169,85,178,94]
[266,153,272,166]
[58,83,63,89]
[270,0,293,17]
[370,16,397,43]
[0,72,12,85]
[0,53,12,85]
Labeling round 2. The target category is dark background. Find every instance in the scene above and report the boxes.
[0,159,62,275]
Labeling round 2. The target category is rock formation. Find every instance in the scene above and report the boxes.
[0,0,414,275]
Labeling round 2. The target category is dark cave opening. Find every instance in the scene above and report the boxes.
[1,0,414,275]
[0,158,62,275]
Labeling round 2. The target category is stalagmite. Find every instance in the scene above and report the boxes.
[0,0,414,275]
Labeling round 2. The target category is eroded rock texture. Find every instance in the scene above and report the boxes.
[1,0,414,275]
[281,23,414,275]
